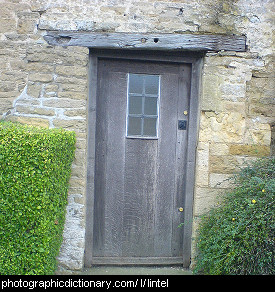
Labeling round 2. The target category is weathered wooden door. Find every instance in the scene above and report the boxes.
[92,58,191,265]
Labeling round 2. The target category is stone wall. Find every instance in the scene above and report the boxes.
[0,0,274,271]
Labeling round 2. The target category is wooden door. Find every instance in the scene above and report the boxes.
[92,58,191,265]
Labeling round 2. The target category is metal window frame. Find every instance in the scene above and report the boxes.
[126,73,161,139]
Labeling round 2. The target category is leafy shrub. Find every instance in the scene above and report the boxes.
[194,157,274,275]
[0,122,76,275]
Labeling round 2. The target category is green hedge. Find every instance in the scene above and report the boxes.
[0,122,76,275]
[194,157,274,275]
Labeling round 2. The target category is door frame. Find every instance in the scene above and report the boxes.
[84,49,203,268]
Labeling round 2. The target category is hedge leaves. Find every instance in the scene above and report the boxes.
[0,122,76,275]
[194,158,274,275]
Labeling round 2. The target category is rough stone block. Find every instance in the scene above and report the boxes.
[196,142,209,167]
[210,155,240,174]
[209,143,229,156]
[44,84,59,97]
[199,112,246,143]
[244,128,271,146]
[58,91,87,100]
[193,187,226,216]
[209,173,234,189]
[16,105,55,116]
[6,115,49,128]
[75,138,87,150]
[53,118,86,132]
[26,63,54,73]
[29,73,53,83]
[0,81,17,92]
[0,98,13,112]
[195,170,209,187]
[64,109,87,118]
[201,74,221,112]
[55,65,87,78]
[71,165,85,178]
[229,144,270,156]
[0,18,16,33]
[17,12,40,34]
[59,82,87,93]
[42,98,86,109]
[27,82,41,98]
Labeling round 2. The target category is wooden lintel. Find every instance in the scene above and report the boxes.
[44,32,246,52]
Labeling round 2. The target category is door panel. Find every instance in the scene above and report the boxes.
[92,58,191,264]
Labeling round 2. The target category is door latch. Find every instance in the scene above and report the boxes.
[178,120,187,130]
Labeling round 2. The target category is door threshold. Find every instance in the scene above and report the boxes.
[79,266,192,275]
[89,256,185,266]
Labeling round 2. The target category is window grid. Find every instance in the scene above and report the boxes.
[127,74,160,138]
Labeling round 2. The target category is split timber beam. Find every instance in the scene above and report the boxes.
[44,31,246,52]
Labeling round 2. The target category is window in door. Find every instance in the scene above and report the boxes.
[126,73,160,138]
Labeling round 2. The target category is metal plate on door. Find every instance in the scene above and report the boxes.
[178,120,187,130]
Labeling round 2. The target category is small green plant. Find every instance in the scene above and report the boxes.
[194,157,274,275]
[0,121,76,275]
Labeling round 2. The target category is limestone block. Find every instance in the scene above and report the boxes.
[247,76,275,117]
[210,155,258,174]
[44,84,59,98]
[57,200,85,270]
[193,187,226,216]
[0,18,16,33]
[55,65,87,78]
[221,83,246,101]
[210,155,240,174]
[71,165,86,179]
[209,143,229,156]
[73,150,86,167]
[199,112,246,143]
[15,96,40,106]
[223,101,246,116]
[16,105,55,117]
[64,108,87,118]
[0,91,21,105]
[0,98,13,112]
[26,63,54,73]
[201,74,221,112]
[26,49,58,64]
[58,92,87,100]
[6,115,49,128]
[195,170,209,187]
[209,173,234,189]
[75,138,87,150]
[53,118,86,132]
[42,98,86,109]
[69,177,86,188]
[57,75,87,84]
[0,81,17,92]
[229,144,270,157]
[17,12,40,34]
[27,82,41,98]
[196,142,209,167]
[28,73,53,83]
[244,128,271,146]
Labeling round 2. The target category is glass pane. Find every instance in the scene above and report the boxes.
[129,96,142,114]
[129,74,143,94]
[145,75,159,95]
[143,118,157,136]
[128,117,142,136]
[144,97,158,115]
